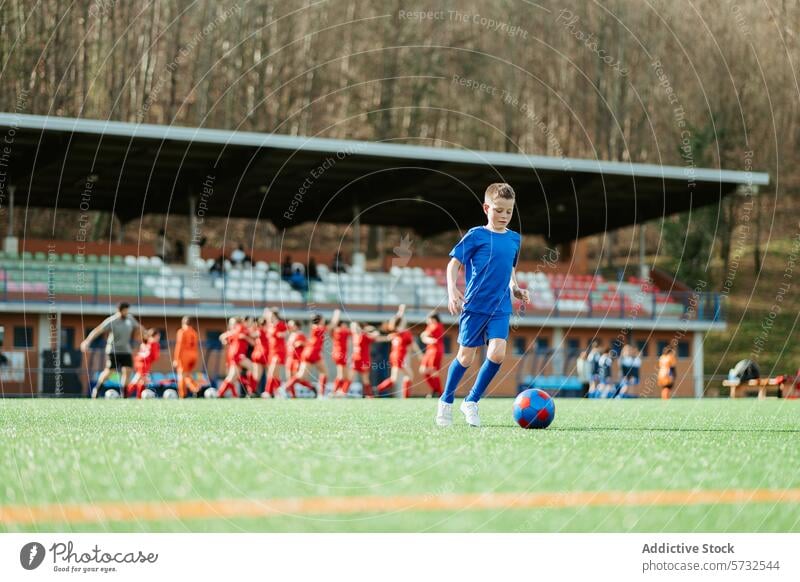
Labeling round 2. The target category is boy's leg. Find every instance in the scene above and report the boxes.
[360,372,373,397]
[440,346,476,403]
[401,367,413,398]
[220,365,242,398]
[459,315,509,426]
[376,367,399,394]
[92,367,112,398]
[465,338,506,403]
[340,368,352,394]
[440,311,485,404]
[119,366,131,394]
[316,363,328,396]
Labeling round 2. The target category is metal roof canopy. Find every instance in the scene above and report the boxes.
[0,113,770,243]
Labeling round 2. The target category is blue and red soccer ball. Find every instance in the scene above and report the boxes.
[513,388,555,429]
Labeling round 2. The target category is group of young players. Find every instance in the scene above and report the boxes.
[212,304,446,398]
[126,316,202,398]
[580,340,643,398]
[83,182,529,429]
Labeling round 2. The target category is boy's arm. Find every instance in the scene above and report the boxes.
[509,267,531,304]
[447,258,465,315]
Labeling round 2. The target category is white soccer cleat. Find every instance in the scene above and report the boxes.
[435,400,453,427]
[460,400,481,427]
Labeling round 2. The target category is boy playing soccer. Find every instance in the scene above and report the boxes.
[436,183,530,427]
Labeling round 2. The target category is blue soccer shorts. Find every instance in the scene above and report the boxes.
[457,310,511,347]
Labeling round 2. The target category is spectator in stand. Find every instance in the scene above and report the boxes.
[155,229,173,262]
[281,256,293,280]
[230,244,248,267]
[289,267,308,293]
[173,239,185,263]
[209,254,226,278]
[331,251,347,273]
[307,257,321,282]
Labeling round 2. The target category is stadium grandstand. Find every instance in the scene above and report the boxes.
[0,114,769,398]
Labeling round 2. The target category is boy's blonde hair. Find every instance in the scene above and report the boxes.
[485,183,516,202]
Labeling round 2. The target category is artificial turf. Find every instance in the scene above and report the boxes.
[1,398,798,532]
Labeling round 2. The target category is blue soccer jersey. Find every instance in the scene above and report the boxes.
[449,226,521,315]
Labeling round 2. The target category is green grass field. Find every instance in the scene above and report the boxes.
[1,398,798,532]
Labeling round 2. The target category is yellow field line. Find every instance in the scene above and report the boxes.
[2,489,799,526]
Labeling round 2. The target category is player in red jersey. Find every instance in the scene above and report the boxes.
[376,305,422,398]
[284,309,340,397]
[127,329,161,398]
[284,320,306,397]
[263,307,289,398]
[250,316,271,394]
[349,321,380,397]
[331,318,351,396]
[419,311,445,397]
[218,318,256,397]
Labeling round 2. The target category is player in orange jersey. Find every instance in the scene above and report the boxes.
[218,318,256,397]
[173,316,200,398]
[127,329,161,398]
[375,305,422,398]
[349,321,380,397]
[418,311,445,397]
[262,307,289,398]
[284,309,341,397]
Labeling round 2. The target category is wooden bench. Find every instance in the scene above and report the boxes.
[722,377,797,399]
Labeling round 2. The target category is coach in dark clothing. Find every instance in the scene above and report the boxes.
[81,302,142,398]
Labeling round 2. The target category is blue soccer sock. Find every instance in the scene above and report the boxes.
[441,359,469,404]
[465,359,502,403]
